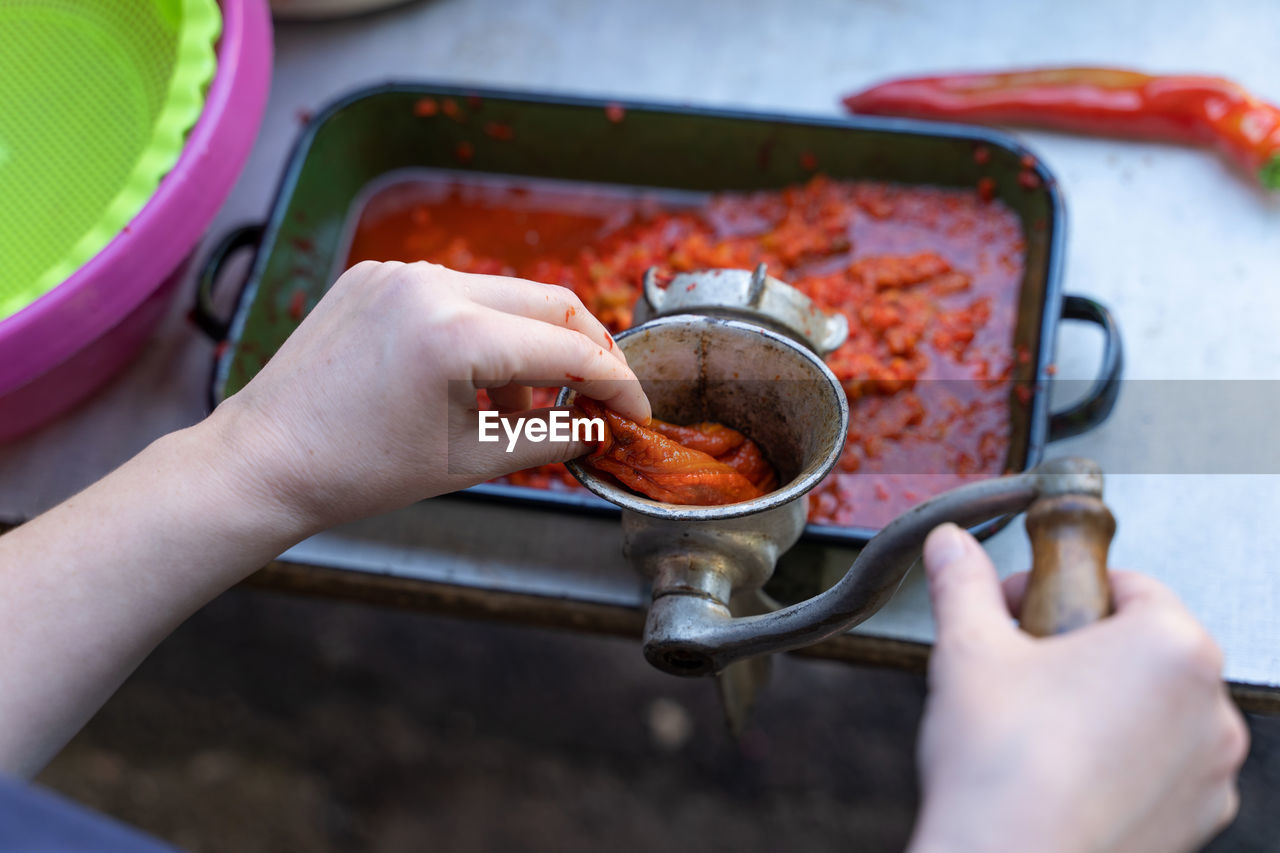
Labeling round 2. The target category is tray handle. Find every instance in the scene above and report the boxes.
[191,224,264,342]
[1048,294,1124,442]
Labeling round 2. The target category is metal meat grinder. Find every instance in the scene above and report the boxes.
[558,266,1115,720]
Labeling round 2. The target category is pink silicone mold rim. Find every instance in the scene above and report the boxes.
[0,0,273,394]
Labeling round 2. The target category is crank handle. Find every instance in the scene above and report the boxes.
[1020,468,1116,635]
[643,457,1114,676]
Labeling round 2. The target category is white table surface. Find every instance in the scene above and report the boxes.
[3,0,1279,686]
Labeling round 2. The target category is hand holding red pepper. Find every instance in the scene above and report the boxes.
[843,67,1280,190]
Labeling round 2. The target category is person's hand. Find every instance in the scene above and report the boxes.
[207,260,650,533]
[0,260,650,776]
[909,523,1248,853]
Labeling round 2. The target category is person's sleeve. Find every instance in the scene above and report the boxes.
[0,773,178,852]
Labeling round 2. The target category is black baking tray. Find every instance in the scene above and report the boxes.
[194,82,1122,546]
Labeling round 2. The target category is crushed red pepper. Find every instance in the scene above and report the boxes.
[574,398,776,505]
[287,289,307,321]
[977,176,997,202]
[347,175,1024,528]
[483,121,514,141]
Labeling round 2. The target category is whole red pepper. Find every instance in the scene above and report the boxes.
[842,67,1280,190]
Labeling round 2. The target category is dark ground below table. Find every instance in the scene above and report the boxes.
[36,587,1280,852]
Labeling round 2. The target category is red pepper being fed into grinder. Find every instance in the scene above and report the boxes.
[573,397,777,506]
[842,67,1280,190]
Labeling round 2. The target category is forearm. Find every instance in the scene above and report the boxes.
[0,413,309,777]
[907,809,1066,853]
[907,805,995,853]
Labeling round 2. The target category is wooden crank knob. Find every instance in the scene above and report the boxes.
[1020,458,1116,637]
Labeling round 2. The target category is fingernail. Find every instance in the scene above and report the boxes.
[923,523,968,575]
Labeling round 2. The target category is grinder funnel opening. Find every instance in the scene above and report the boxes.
[557,314,849,520]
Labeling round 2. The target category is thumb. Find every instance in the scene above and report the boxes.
[923,523,1015,645]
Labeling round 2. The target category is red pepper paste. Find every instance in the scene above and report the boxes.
[347,175,1024,528]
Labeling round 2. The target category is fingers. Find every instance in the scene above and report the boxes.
[1189,756,1243,848]
[923,523,1015,646]
[470,307,651,423]
[1218,700,1251,778]
[1108,570,1186,613]
[428,264,627,368]
[487,383,532,413]
[1002,571,1030,615]
[1214,784,1242,834]
[1008,569,1187,631]
[1008,569,1194,647]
